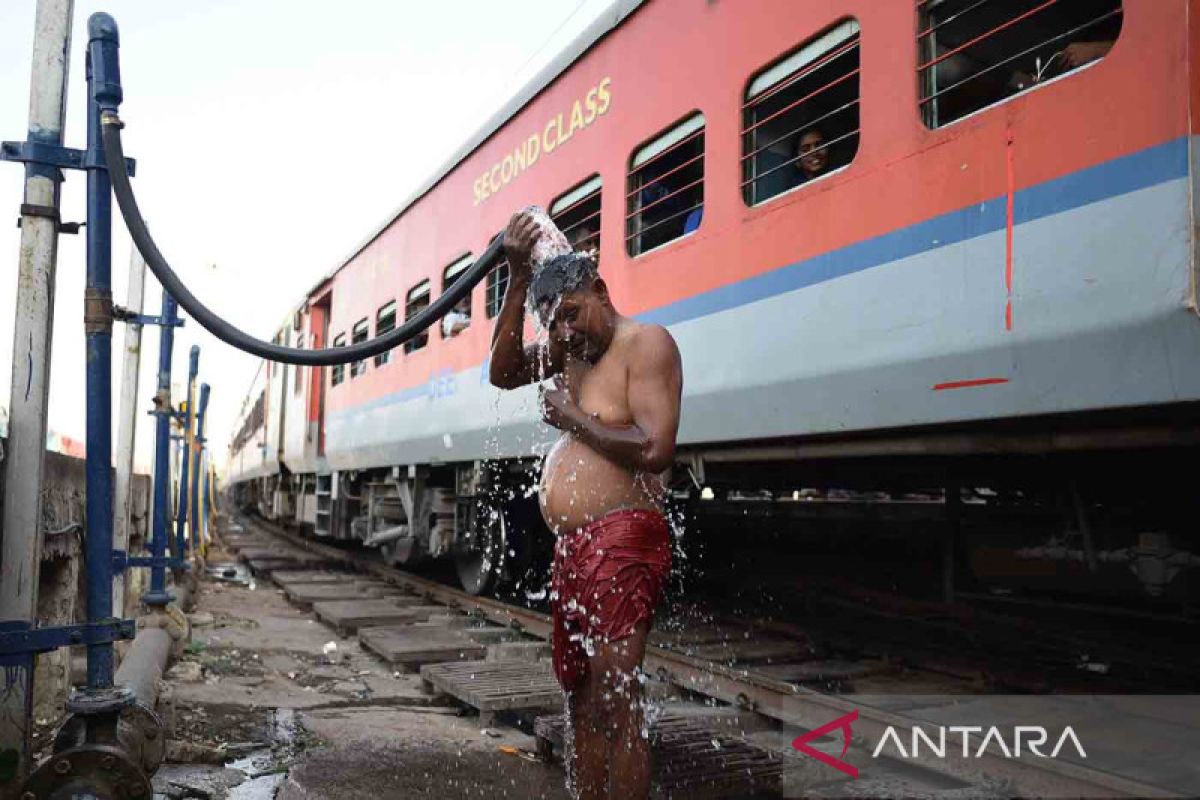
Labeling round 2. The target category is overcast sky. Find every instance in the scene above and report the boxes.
[0,0,609,473]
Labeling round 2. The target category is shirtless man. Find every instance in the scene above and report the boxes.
[489,209,683,799]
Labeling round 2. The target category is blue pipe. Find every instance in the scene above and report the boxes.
[175,346,198,565]
[191,383,210,553]
[83,14,122,691]
[143,290,178,607]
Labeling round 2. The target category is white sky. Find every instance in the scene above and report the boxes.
[0,0,609,474]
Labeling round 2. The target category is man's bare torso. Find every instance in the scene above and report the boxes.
[539,321,666,533]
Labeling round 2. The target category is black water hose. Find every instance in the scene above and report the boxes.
[100,112,504,367]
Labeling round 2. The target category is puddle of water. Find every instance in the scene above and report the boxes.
[225,772,285,799]
[206,562,253,586]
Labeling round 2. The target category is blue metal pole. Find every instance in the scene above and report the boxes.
[144,289,178,607]
[83,13,122,691]
[175,346,198,566]
[192,383,210,553]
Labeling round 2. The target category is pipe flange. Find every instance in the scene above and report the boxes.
[20,743,152,800]
[119,704,166,776]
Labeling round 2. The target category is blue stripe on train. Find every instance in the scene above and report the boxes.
[639,136,1189,327]
[332,136,1189,418]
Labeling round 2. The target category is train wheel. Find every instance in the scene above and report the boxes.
[455,506,501,595]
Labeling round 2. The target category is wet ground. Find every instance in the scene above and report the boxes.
[151,552,569,799]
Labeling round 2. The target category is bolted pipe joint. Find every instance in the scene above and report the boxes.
[86,14,122,112]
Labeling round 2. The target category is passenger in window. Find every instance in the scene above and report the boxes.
[568,220,597,251]
[795,128,830,183]
[441,297,471,338]
[1009,40,1116,92]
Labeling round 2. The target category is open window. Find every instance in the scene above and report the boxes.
[441,254,473,338]
[486,260,510,319]
[551,175,602,258]
[294,334,304,395]
[330,333,346,386]
[404,280,431,353]
[374,301,396,366]
[626,113,705,257]
[919,0,1123,128]
[743,19,860,206]
[349,318,369,377]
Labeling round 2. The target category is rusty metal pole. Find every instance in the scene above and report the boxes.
[0,2,74,794]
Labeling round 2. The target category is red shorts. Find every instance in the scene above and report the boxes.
[550,508,672,692]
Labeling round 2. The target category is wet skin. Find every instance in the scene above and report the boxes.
[489,209,683,800]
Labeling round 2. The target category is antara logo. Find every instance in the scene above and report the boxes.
[872,725,1087,760]
[791,711,1088,779]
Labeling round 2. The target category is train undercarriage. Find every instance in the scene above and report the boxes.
[231,406,1200,628]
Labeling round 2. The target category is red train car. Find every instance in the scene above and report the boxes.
[230,0,1200,600]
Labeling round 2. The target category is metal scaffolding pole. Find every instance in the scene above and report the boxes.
[0,2,74,793]
[112,246,147,620]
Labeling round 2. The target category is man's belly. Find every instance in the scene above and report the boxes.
[539,435,663,534]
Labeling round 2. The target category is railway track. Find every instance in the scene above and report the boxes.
[226,511,1186,798]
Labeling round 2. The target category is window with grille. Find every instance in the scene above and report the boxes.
[349,318,369,377]
[919,0,1122,128]
[330,333,346,386]
[404,280,431,353]
[626,113,705,257]
[441,254,473,338]
[743,19,860,206]
[551,175,601,257]
[486,260,510,319]
[374,301,396,366]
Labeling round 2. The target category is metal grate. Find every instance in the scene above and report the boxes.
[404,279,430,353]
[374,300,396,366]
[918,0,1123,128]
[485,258,510,319]
[551,174,602,258]
[626,113,705,257]
[742,19,860,206]
[535,712,784,799]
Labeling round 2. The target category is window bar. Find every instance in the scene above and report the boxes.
[558,208,602,237]
[625,151,706,200]
[741,68,860,137]
[630,128,705,175]
[740,99,859,164]
[742,37,860,111]
[916,0,1059,73]
[918,8,1122,105]
[624,202,705,242]
[572,230,601,248]
[625,176,706,222]
[917,0,996,40]
[550,190,601,221]
[740,127,860,187]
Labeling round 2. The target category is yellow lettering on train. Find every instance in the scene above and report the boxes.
[569,100,585,136]
[584,88,598,124]
[472,77,613,205]
[596,77,612,115]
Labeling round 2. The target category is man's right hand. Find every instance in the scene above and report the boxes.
[503,210,540,281]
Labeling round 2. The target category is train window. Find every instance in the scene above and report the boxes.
[330,333,346,386]
[349,318,369,377]
[919,0,1123,128]
[374,301,396,366]
[626,112,705,257]
[742,19,860,206]
[404,280,431,353]
[551,175,601,257]
[485,259,510,319]
[441,254,473,338]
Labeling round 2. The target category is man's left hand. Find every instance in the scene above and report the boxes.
[540,379,581,433]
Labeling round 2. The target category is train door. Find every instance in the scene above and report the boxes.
[309,291,331,456]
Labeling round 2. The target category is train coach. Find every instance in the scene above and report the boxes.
[229,0,1200,601]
